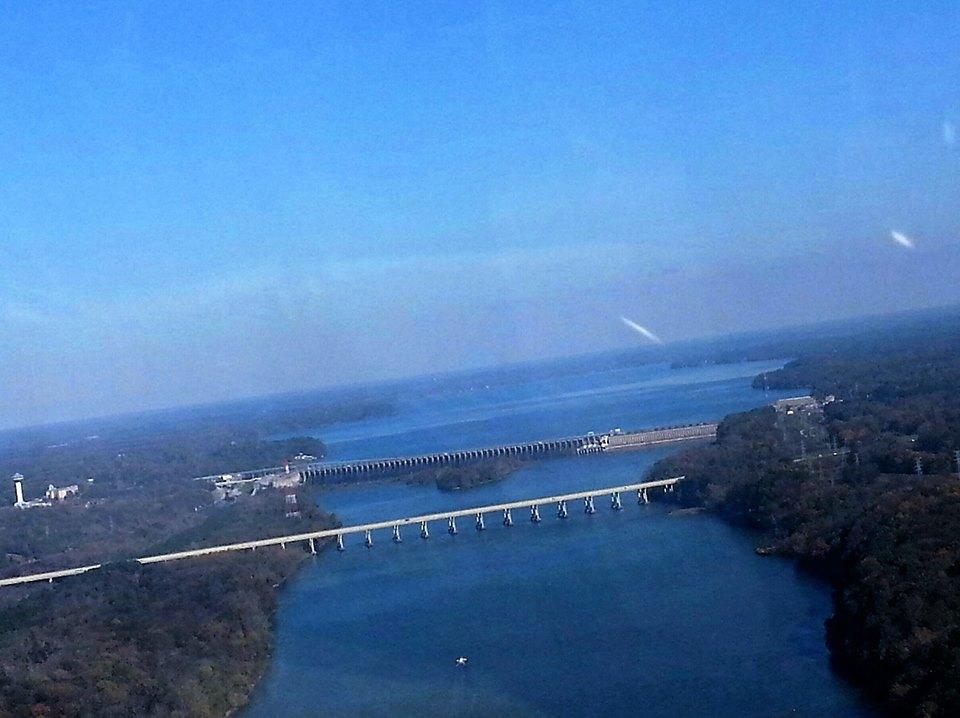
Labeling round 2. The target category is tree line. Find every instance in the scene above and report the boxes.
[648,311,960,716]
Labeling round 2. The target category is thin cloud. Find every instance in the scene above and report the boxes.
[944,121,957,147]
[620,316,664,344]
[890,230,916,249]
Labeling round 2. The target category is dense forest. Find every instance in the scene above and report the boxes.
[0,433,325,577]
[0,394,375,716]
[0,390,391,576]
[0,488,334,717]
[405,456,526,491]
[5,308,960,715]
[648,314,960,716]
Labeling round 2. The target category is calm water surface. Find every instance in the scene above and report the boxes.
[245,360,873,717]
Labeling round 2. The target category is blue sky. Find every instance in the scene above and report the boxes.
[1,1,959,428]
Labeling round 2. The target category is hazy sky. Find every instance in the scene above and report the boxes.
[2,1,960,428]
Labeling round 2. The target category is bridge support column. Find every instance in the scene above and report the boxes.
[530,504,542,523]
[584,495,596,514]
[364,530,373,548]
[557,500,568,519]
[448,516,458,535]
[336,534,345,552]
[420,521,430,539]
[611,491,622,510]
[475,513,486,531]
[503,508,513,526]
[309,537,317,554]
[393,525,403,543]
[639,488,649,504]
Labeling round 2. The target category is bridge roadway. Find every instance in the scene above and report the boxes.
[196,422,716,484]
[0,476,683,587]
[0,564,104,587]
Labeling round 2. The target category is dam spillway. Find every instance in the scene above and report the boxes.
[196,422,717,486]
[299,422,715,482]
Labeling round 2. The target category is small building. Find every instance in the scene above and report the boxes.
[45,484,79,501]
[11,473,24,506]
[284,493,301,518]
[773,395,820,413]
[258,471,302,490]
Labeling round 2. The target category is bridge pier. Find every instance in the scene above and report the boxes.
[475,513,486,531]
[420,521,430,539]
[557,500,568,519]
[503,508,513,526]
[5,477,692,588]
[393,525,403,543]
[638,488,649,504]
[611,491,622,510]
[584,495,596,514]
[448,516,458,535]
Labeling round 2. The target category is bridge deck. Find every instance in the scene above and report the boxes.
[0,564,103,587]
[0,477,683,587]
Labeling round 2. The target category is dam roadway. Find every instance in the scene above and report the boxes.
[197,422,717,484]
[0,477,683,587]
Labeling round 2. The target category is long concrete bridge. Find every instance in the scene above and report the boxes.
[0,476,683,588]
[197,423,716,485]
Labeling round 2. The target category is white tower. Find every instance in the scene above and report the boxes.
[12,473,25,506]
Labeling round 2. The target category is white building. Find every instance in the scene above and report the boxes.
[258,471,302,490]
[12,473,24,506]
[773,395,820,414]
[11,473,51,509]
[45,484,79,501]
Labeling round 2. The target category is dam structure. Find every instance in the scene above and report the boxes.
[196,422,717,485]
[0,477,684,588]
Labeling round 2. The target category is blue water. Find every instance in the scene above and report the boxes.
[309,360,793,460]
[244,360,873,717]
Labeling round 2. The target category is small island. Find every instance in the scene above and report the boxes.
[405,457,527,492]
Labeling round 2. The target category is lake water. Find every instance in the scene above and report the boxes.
[244,360,874,717]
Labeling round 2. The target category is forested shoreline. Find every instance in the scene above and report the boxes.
[5,311,960,715]
[0,397,368,716]
[648,326,960,716]
[0,487,335,717]
[404,456,527,491]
